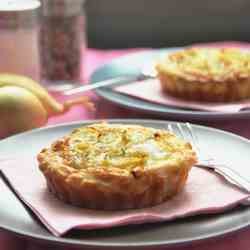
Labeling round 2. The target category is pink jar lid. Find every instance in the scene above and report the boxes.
[0,0,40,29]
[41,0,86,16]
[0,0,40,11]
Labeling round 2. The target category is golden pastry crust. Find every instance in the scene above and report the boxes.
[156,48,250,102]
[37,123,197,210]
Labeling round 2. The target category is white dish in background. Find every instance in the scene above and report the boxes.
[90,48,250,121]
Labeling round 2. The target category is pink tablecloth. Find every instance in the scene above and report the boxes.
[2,43,250,250]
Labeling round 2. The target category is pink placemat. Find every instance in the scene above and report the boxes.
[1,157,249,237]
[47,48,147,126]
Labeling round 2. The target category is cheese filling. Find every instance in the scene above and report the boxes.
[63,124,177,170]
[158,48,250,82]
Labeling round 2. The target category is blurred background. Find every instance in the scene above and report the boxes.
[1,0,250,138]
[86,0,250,49]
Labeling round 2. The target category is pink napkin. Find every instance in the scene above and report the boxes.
[1,157,249,237]
[115,79,250,113]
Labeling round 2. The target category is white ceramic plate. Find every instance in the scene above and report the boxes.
[0,119,250,249]
[91,48,250,121]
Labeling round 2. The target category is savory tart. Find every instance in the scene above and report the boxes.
[156,47,250,102]
[37,123,197,210]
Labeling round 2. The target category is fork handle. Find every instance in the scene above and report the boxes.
[64,74,144,95]
[215,167,250,192]
[196,164,250,193]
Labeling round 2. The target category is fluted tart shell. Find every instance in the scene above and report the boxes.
[37,123,197,210]
[156,48,250,102]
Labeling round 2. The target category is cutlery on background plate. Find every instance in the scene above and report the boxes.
[63,63,157,95]
[62,66,250,113]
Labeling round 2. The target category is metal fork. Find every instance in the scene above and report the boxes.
[167,122,250,193]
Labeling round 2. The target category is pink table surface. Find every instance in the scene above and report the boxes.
[2,42,250,250]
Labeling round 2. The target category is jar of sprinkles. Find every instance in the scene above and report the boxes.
[40,0,87,91]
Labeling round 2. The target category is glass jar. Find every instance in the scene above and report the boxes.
[0,0,41,81]
[40,0,87,92]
